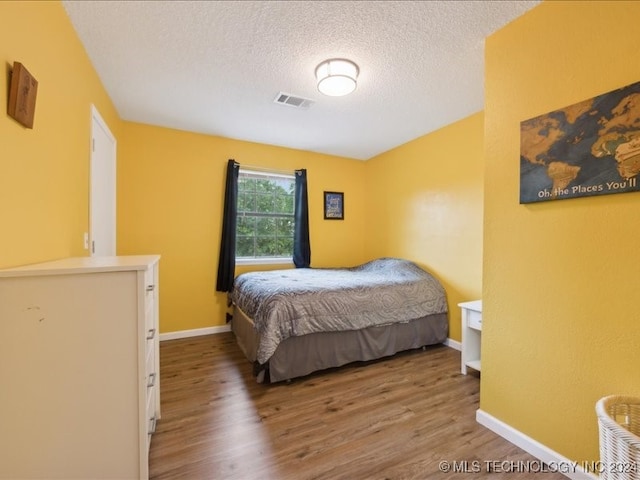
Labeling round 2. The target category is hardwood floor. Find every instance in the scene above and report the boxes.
[149,333,566,480]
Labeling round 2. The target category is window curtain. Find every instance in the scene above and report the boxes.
[293,169,311,268]
[216,159,240,292]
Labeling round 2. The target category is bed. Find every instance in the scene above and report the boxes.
[229,257,449,383]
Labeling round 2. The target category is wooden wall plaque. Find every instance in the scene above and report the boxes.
[8,62,38,129]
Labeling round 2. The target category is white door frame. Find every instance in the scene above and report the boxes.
[89,105,117,256]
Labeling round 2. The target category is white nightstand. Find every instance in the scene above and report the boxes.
[459,300,482,374]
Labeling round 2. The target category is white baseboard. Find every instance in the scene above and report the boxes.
[444,337,461,351]
[159,324,231,341]
[476,409,598,480]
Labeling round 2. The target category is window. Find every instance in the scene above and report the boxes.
[236,169,295,263]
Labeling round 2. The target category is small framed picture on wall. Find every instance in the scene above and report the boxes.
[8,62,38,129]
[323,191,344,220]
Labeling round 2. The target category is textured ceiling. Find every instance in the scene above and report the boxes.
[62,0,539,160]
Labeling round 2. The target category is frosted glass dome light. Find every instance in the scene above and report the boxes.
[315,59,359,97]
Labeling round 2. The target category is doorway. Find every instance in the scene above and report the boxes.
[89,105,116,256]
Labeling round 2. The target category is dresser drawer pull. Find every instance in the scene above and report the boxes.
[146,284,155,292]
[147,372,156,388]
[146,328,156,340]
[468,311,482,330]
[149,415,157,434]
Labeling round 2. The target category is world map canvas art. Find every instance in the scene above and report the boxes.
[520,80,640,203]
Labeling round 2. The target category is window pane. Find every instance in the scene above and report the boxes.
[237,216,255,235]
[255,179,273,193]
[276,217,294,236]
[276,237,293,256]
[256,217,275,236]
[256,237,277,257]
[273,178,292,191]
[238,177,256,192]
[236,170,296,260]
[237,192,256,213]
[254,193,274,213]
[274,193,294,214]
[236,236,255,257]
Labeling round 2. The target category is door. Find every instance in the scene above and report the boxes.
[90,105,117,256]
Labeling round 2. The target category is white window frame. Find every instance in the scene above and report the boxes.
[235,168,295,266]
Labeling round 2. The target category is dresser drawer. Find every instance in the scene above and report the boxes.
[146,384,157,452]
[467,309,482,330]
[145,343,156,388]
[144,267,156,313]
[145,292,155,320]
[146,376,157,418]
[145,343,157,446]
[144,265,155,292]
[144,311,156,343]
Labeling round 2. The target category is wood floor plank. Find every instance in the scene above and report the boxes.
[149,333,567,479]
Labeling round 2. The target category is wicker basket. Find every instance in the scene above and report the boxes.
[596,395,640,479]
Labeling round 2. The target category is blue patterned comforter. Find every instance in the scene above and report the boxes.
[230,257,448,364]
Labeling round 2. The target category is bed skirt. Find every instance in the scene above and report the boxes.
[231,306,449,383]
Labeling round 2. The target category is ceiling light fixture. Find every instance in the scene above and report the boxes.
[315,58,359,97]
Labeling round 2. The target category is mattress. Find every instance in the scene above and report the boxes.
[230,257,448,365]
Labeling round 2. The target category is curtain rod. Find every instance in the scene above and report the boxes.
[237,163,298,176]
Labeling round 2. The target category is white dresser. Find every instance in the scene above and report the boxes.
[459,300,482,375]
[0,255,160,479]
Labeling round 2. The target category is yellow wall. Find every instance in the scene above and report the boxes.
[0,1,120,269]
[1,1,485,341]
[483,0,640,464]
[7,0,639,468]
[118,122,368,333]
[0,0,485,340]
[366,113,484,341]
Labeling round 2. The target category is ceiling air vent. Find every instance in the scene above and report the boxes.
[274,92,314,109]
